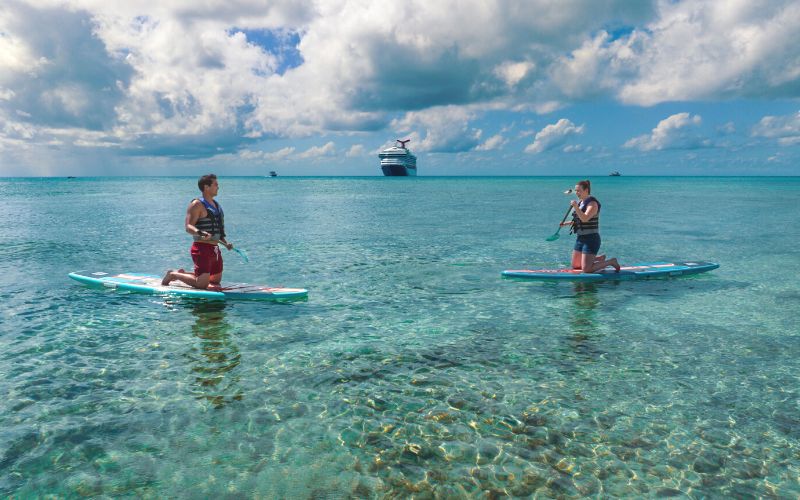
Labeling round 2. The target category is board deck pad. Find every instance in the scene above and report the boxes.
[502,261,719,281]
[69,271,308,300]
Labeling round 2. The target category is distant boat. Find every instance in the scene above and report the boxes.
[379,139,417,176]
[67,176,76,179]
[609,171,621,176]
[269,171,277,177]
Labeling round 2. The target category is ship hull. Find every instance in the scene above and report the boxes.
[381,165,417,176]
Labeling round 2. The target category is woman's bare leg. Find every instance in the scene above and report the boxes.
[584,257,621,273]
[581,253,596,273]
[571,250,583,270]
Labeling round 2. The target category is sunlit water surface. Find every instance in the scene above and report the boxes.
[1,176,798,497]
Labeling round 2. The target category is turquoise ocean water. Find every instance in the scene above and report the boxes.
[2,176,798,497]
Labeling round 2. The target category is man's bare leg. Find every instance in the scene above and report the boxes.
[162,269,211,289]
[208,272,223,291]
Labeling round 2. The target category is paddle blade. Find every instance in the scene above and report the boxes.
[545,227,562,241]
[232,247,249,263]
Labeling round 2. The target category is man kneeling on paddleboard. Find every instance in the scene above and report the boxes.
[162,174,234,290]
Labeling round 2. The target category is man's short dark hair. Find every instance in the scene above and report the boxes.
[198,174,217,192]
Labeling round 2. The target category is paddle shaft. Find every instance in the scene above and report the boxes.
[557,205,573,226]
[546,205,574,241]
[229,246,249,263]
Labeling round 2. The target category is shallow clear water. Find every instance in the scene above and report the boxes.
[1,176,798,497]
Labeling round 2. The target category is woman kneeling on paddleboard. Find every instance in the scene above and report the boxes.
[561,180,621,273]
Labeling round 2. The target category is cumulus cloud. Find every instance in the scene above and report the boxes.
[524,118,584,154]
[476,134,507,151]
[239,146,295,161]
[624,112,710,151]
[2,0,800,167]
[752,111,800,146]
[296,141,335,159]
[392,106,481,153]
[0,2,133,131]
[493,61,535,89]
[543,1,800,106]
[617,1,800,104]
[718,122,736,135]
[0,0,655,156]
[345,144,366,157]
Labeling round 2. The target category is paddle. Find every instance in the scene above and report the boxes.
[546,205,574,241]
[227,245,249,263]
[197,232,250,263]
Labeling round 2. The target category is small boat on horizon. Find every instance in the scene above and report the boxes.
[379,139,417,176]
[269,171,277,177]
[609,171,621,176]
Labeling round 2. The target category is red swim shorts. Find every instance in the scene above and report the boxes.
[191,242,223,276]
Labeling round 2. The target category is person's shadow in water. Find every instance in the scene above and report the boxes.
[185,301,244,409]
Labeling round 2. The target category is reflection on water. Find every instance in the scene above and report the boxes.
[185,301,243,408]
[567,282,603,364]
[569,282,599,334]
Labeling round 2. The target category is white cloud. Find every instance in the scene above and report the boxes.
[549,32,628,100]
[2,0,800,168]
[0,0,656,154]
[0,118,37,140]
[263,146,296,161]
[297,141,335,159]
[616,1,800,105]
[493,61,535,88]
[392,106,481,153]
[476,134,507,151]
[752,111,800,146]
[345,144,366,157]
[238,146,296,161]
[719,121,736,135]
[0,30,46,75]
[74,138,119,148]
[524,118,584,154]
[624,113,710,151]
[540,1,800,106]
[779,136,800,146]
[42,85,91,117]
[238,149,262,160]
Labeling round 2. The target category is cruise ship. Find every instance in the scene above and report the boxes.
[379,139,417,176]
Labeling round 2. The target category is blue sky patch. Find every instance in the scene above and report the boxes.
[605,25,636,42]
[230,28,304,75]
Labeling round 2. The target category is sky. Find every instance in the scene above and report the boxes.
[1,0,799,176]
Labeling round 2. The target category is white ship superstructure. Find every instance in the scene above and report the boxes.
[379,139,417,176]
